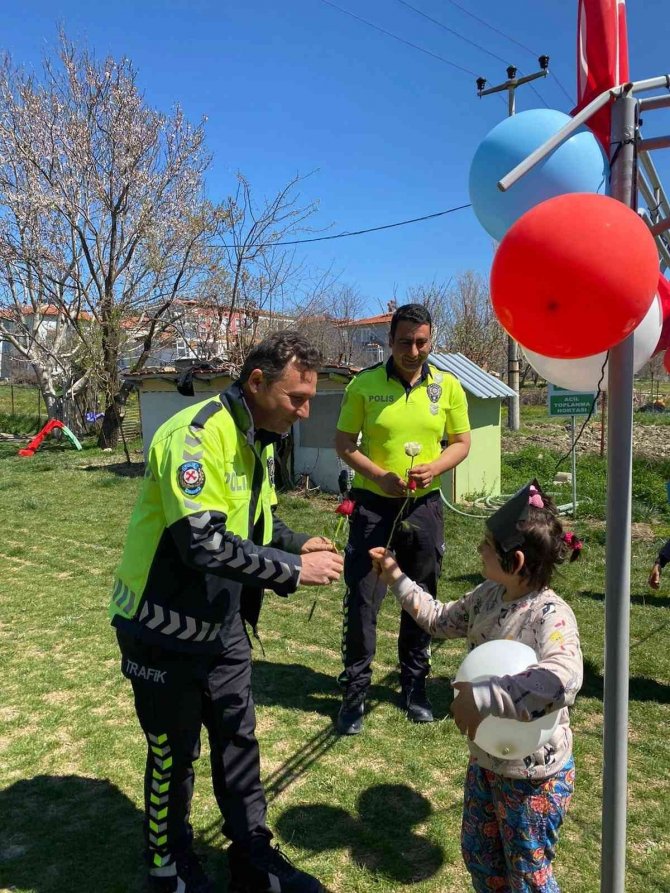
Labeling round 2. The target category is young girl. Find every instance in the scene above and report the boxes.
[370,481,583,893]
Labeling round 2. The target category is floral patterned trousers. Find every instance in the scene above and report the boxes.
[461,756,575,892]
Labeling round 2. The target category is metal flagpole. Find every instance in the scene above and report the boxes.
[496,73,670,891]
[601,86,637,893]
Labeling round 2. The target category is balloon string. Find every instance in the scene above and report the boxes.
[552,351,609,476]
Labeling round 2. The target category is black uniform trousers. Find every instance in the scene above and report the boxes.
[339,488,445,697]
[117,613,270,867]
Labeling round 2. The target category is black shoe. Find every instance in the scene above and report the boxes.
[228,839,324,892]
[147,851,214,893]
[335,690,365,735]
[402,685,434,723]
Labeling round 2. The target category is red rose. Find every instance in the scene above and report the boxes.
[336,498,356,516]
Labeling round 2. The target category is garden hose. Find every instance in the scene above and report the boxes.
[439,490,583,519]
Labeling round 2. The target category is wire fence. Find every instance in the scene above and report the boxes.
[0,380,143,442]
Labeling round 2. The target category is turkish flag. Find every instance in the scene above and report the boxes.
[573,0,629,151]
[655,275,670,354]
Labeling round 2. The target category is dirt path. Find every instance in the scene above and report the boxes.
[502,421,670,460]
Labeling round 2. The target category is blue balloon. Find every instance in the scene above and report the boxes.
[469,108,610,242]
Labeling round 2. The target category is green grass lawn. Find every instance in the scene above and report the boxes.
[0,382,46,435]
[0,437,668,892]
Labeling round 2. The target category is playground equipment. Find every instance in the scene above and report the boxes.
[18,419,83,457]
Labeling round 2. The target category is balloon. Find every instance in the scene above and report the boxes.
[491,193,659,358]
[655,275,670,354]
[522,295,664,390]
[454,640,560,760]
[469,108,609,241]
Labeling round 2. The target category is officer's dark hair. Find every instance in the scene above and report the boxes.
[389,303,432,339]
[238,329,322,385]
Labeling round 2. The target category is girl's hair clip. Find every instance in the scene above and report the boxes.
[528,484,544,508]
[563,531,583,552]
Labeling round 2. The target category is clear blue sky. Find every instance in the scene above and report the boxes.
[2,1,668,313]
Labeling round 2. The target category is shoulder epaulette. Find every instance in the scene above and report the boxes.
[190,399,224,429]
[353,361,384,377]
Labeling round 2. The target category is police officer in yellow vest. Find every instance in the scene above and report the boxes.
[110,331,343,893]
[335,304,471,734]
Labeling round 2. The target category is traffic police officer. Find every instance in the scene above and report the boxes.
[334,304,471,734]
[110,331,343,893]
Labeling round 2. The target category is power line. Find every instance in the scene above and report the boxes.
[550,71,575,107]
[442,0,574,106]
[319,0,478,77]
[395,0,548,108]
[444,0,538,57]
[395,0,515,67]
[221,203,471,248]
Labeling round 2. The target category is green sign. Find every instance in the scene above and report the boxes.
[548,385,598,417]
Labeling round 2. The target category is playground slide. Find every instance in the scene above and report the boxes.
[18,419,83,457]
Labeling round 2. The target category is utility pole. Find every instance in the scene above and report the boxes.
[476,56,550,430]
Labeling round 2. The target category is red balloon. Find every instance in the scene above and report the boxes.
[664,350,670,375]
[490,193,659,358]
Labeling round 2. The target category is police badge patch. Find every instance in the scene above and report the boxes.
[267,455,275,488]
[427,383,442,404]
[177,461,206,496]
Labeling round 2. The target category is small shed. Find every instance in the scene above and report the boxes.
[293,352,515,500]
[124,366,235,459]
[123,365,357,471]
[429,352,516,501]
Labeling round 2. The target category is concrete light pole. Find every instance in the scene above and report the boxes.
[476,56,550,431]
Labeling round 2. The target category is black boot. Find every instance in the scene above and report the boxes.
[147,851,214,892]
[227,837,324,892]
[402,683,433,723]
[335,689,365,735]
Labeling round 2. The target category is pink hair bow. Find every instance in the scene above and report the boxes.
[528,485,544,508]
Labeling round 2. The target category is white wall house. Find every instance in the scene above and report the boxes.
[336,312,392,368]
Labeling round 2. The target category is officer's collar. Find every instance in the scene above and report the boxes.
[220,381,281,448]
[385,356,432,385]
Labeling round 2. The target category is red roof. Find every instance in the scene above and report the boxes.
[0,304,93,322]
[340,312,393,328]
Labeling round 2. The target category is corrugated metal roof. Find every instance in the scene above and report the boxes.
[429,352,516,399]
[123,363,357,385]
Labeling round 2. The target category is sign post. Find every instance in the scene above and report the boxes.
[548,385,598,517]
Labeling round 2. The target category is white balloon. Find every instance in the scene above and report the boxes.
[522,295,663,391]
[454,640,560,760]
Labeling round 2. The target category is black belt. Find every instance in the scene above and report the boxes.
[350,487,440,513]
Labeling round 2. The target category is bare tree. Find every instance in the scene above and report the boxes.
[0,34,218,445]
[289,281,366,364]
[209,172,321,366]
[405,280,452,349]
[637,351,666,404]
[408,273,506,372]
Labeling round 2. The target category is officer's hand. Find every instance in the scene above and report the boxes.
[408,462,435,490]
[377,472,407,497]
[649,563,662,590]
[300,550,344,586]
[301,536,338,554]
[451,681,483,740]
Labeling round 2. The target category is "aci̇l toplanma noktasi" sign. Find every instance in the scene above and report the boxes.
[547,384,598,417]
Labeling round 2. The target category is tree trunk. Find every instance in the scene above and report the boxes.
[33,365,63,422]
[98,387,129,448]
